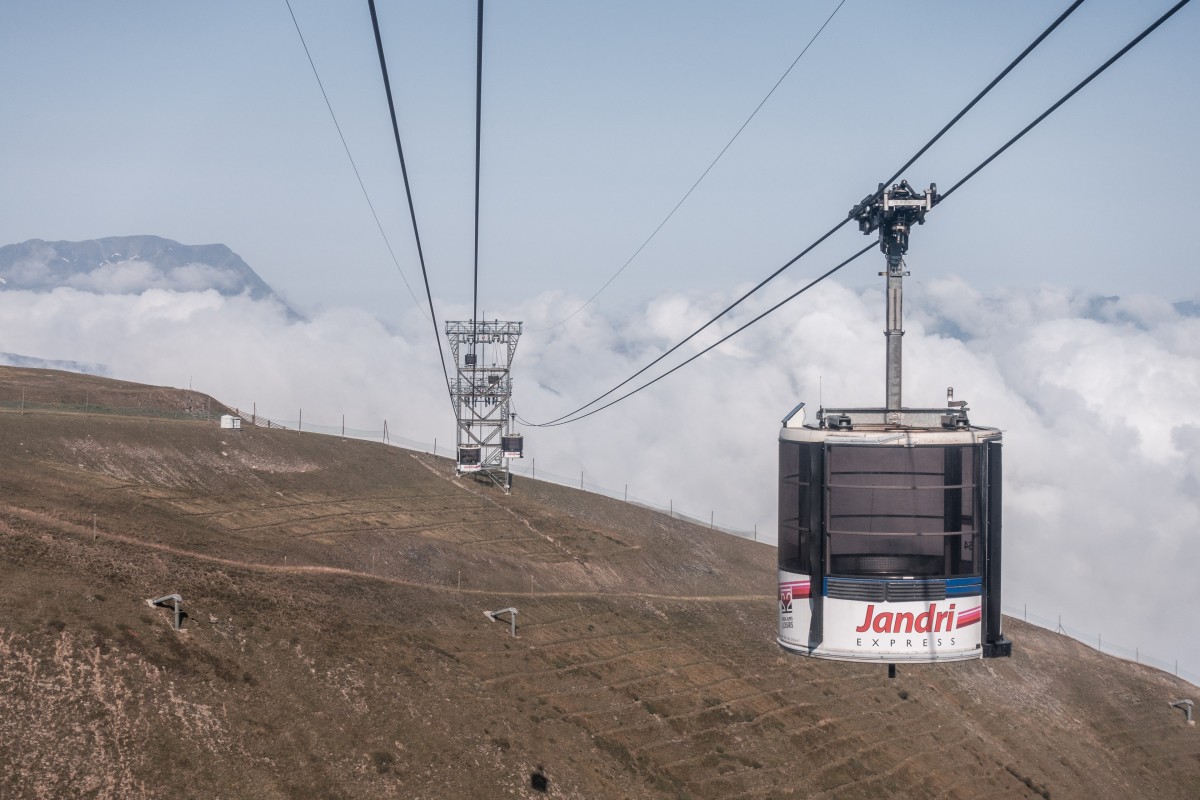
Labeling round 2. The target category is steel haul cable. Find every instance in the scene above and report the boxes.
[472,0,485,360]
[531,0,851,332]
[366,0,453,408]
[518,241,877,427]
[939,0,1193,203]
[283,0,427,318]
[524,0,1090,427]
[528,0,1191,428]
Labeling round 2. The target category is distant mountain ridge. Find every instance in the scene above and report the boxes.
[0,235,286,306]
[0,352,108,376]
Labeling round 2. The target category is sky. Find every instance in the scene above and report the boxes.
[1,1,1196,318]
[1,2,1199,680]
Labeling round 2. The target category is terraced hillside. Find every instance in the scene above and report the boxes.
[0,367,1196,799]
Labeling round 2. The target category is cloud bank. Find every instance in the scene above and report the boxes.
[1,276,1196,679]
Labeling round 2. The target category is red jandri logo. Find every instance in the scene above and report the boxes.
[854,602,981,634]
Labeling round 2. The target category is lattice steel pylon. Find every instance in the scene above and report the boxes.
[445,320,522,491]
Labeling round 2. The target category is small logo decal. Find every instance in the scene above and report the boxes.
[778,580,809,613]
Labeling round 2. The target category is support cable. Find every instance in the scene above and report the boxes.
[938,0,1192,204]
[531,0,850,332]
[283,0,427,318]
[367,0,453,404]
[473,0,485,357]
[528,0,1187,427]
[518,242,876,427]
[524,0,1088,426]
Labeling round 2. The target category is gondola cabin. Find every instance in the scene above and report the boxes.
[778,402,1011,662]
[501,433,524,459]
[457,444,482,473]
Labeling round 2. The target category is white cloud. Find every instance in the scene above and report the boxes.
[1,248,261,297]
[0,277,1196,681]
[62,260,247,295]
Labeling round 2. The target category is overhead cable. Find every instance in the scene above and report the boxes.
[283,0,428,318]
[517,242,877,428]
[939,0,1193,203]
[366,0,453,403]
[473,0,485,356]
[532,0,1189,427]
[531,0,851,332]
[524,0,1089,427]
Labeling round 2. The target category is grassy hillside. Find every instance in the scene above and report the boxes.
[0,367,1196,799]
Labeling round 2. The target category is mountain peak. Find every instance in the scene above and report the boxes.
[0,235,285,305]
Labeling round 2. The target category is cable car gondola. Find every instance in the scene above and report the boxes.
[501,433,524,459]
[778,182,1011,664]
[457,444,482,473]
[778,401,1010,662]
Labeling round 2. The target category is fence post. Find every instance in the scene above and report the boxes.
[580,471,584,490]
[754,523,757,542]
[670,499,673,518]
[710,511,713,529]
[298,408,302,433]
[342,414,345,439]
[434,437,437,456]
[624,484,628,502]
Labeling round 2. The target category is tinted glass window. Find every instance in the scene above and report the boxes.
[778,441,820,573]
[826,444,980,578]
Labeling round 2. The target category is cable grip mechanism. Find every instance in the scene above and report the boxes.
[849,181,937,269]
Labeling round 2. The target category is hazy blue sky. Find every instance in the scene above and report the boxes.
[1,1,1196,320]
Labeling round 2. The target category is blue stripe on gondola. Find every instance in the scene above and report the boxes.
[946,577,982,597]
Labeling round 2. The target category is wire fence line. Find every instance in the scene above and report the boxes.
[230,406,1198,687]
[227,406,765,543]
[0,397,221,421]
[233,406,1199,689]
[8,397,1190,687]
[1001,603,1197,687]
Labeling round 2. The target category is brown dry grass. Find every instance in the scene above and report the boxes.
[0,366,1196,799]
